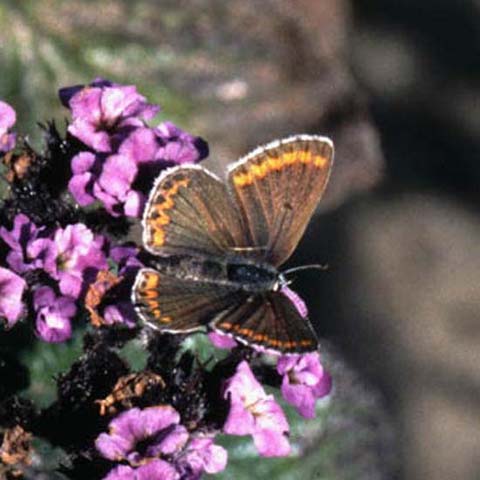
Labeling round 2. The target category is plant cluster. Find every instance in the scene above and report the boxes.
[0,80,331,479]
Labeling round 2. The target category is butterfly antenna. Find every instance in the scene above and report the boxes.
[282,264,329,277]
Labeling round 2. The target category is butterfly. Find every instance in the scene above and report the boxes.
[132,134,334,354]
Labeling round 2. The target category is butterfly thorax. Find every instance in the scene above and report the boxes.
[151,255,280,293]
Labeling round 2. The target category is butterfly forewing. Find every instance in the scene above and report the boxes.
[212,291,318,354]
[133,268,247,333]
[143,165,248,257]
[228,135,333,267]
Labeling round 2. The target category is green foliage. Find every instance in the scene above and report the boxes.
[19,327,83,407]
[180,333,231,366]
[0,0,198,147]
[118,338,148,371]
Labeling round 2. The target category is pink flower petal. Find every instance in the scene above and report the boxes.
[208,331,237,350]
[70,87,102,121]
[119,127,158,163]
[183,437,228,475]
[98,154,137,200]
[0,267,26,327]
[223,401,255,436]
[71,151,96,174]
[313,370,332,398]
[281,381,316,419]
[95,432,133,461]
[0,100,16,131]
[124,190,144,217]
[69,173,96,206]
[224,361,265,402]
[252,428,291,457]
[253,397,289,433]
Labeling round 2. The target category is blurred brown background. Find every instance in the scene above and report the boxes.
[1,1,479,479]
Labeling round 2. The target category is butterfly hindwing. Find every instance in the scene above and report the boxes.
[228,135,333,267]
[212,290,318,354]
[133,268,247,333]
[143,165,248,257]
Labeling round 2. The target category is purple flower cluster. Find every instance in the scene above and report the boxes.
[93,354,332,477]
[0,215,146,340]
[0,214,107,341]
[96,405,227,480]
[0,100,16,153]
[0,81,204,342]
[62,79,207,217]
[0,84,334,479]
[220,358,331,460]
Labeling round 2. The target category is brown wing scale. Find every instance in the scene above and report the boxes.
[143,165,248,257]
[212,290,318,354]
[228,135,333,266]
[132,268,246,333]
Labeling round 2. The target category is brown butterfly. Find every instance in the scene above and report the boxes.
[132,135,334,354]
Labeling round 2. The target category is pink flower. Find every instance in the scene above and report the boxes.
[103,460,179,480]
[95,406,188,465]
[68,151,144,217]
[66,124,208,218]
[223,361,290,457]
[68,151,100,206]
[177,436,228,478]
[0,214,43,273]
[92,153,139,217]
[0,100,16,153]
[62,79,159,153]
[119,122,208,167]
[62,79,208,218]
[0,267,26,328]
[28,223,107,298]
[277,353,332,419]
[153,121,208,165]
[33,286,76,343]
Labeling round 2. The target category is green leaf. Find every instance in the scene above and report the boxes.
[19,328,83,407]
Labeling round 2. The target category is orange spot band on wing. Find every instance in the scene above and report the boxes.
[217,321,314,350]
[148,178,190,247]
[233,151,328,187]
[143,271,161,290]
